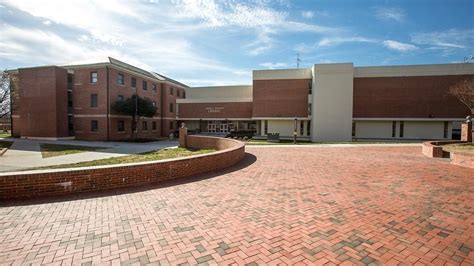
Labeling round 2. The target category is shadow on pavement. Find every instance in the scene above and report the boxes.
[0,153,257,207]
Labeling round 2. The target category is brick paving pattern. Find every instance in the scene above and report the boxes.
[0,146,473,265]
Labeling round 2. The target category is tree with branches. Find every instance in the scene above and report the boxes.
[449,79,474,117]
[111,94,156,139]
[0,70,17,119]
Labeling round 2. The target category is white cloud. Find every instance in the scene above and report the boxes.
[411,29,473,50]
[295,36,376,53]
[301,11,314,18]
[374,7,405,22]
[42,20,51,25]
[383,40,418,52]
[259,62,288,69]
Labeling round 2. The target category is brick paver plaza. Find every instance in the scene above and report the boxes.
[1,146,473,265]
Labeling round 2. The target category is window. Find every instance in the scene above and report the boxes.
[152,83,157,92]
[142,121,148,131]
[153,101,156,110]
[392,121,396,138]
[117,73,124,85]
[169,103,173,113]
[308,80,312,94]
[90,94,98,108]
[307,121,311,136]
[90,72,98,83]
[177,90,180,97]
[142,81,147,90]
[308,104,312,116]
[399,121,404,138]
[183,91,186,98]
[152,121,157,130]
[117,95,124,101]
[117,120,124,132]
[264,120,268,135]
[170,87,174,95]
[169,121,174,130]
[131,77,136,88]
[443,121,449,138]
[91,120,98,132]
[352,121,356,137]
[300,121,304,135]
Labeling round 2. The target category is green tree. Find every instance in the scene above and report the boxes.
[111,95,156,139]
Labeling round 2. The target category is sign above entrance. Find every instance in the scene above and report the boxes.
[205,107,224,113]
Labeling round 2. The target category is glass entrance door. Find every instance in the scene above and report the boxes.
[219,123,228,133]
[207,122,216,133]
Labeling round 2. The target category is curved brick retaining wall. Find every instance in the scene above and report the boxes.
[422,140,474,168]
[0,136,245,200]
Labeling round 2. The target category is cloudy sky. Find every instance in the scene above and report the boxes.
[0,0,473,86]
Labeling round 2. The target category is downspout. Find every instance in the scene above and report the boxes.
[160,83,164,137]
[106,66,110,141]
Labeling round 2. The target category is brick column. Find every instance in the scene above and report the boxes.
[461,123,472,142]
[179,125,188,148]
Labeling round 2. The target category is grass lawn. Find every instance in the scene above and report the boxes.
[0,132,11,138]
[0,140,13,149]
[442,143,474,154]
[40,143,105,158]
[37,147,215,169]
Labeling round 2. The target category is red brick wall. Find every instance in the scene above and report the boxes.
[17,66,69,138]
[353,75,472,118]
[0,136,245,200]
[252,79,310,118]
[178,102,252,119]
[162,84,186,136]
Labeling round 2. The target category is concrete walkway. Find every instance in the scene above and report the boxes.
[0,138,178,172]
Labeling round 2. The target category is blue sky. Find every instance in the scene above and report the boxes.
[0,0,473,86]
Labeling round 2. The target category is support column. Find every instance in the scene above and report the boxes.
[179,123,188,148]
[461,122,472,142]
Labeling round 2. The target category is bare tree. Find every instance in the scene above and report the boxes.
[0,70,17,119]
[449,79,474,116]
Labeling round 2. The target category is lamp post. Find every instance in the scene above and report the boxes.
[293,118,297,144]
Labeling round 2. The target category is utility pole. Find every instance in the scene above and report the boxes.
[296,53,301,68]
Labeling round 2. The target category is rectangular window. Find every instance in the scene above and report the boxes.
[352,121,356,137]
[131,77,136,88]
[117,73,124,85]
[152,83,157,92]
[307,121,311,136]
[117,95,124,101]
[399,121,404,138]
[117,120,124,132]
[300,121,304,135]
[443,121,449,138]
[308,80,312,94]
[152,121,157,130]
[90,94,98,108]
[264,120,268,135]
[142,121,148,131]
[91,120,98,132]
[183,91,186,98]
[308,103,312,116]
[169,103,173,113]
[142,81,147,90]
[170,87,174,95]
[169,121,174,130]
[90,72,98,83]
[392,121,396,138]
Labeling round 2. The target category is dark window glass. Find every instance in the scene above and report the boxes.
[90,94,98,108]
[169,121,174,130]
[308,104,312,115]
[169,103,173,113]
[117,95,124,101]
[177,90,180,97]
[183,91,186,98]
[143,81,147,90]
[352,121,356,137]
[307,121,311,136]
[300,121,304,135]
[142,121,148,130]
[264,120,268,134]
[308,80,312,94]
[443,121,449,138]
[392,121,396,138]
[170,87,174,95]
[399,121,404,138]
[117,73,124,85]
[91,120,98,132]
[152,83,157,92]
[131,77,136,88]
[90,72,98,83]
[117,120,124,132]
[152,121,157,130]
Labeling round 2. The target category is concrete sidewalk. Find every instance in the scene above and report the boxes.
[0,138,178,172]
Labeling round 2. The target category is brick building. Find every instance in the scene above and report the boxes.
[9,58,187,140]
[177,63,474,141]
[9,59,474,142]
